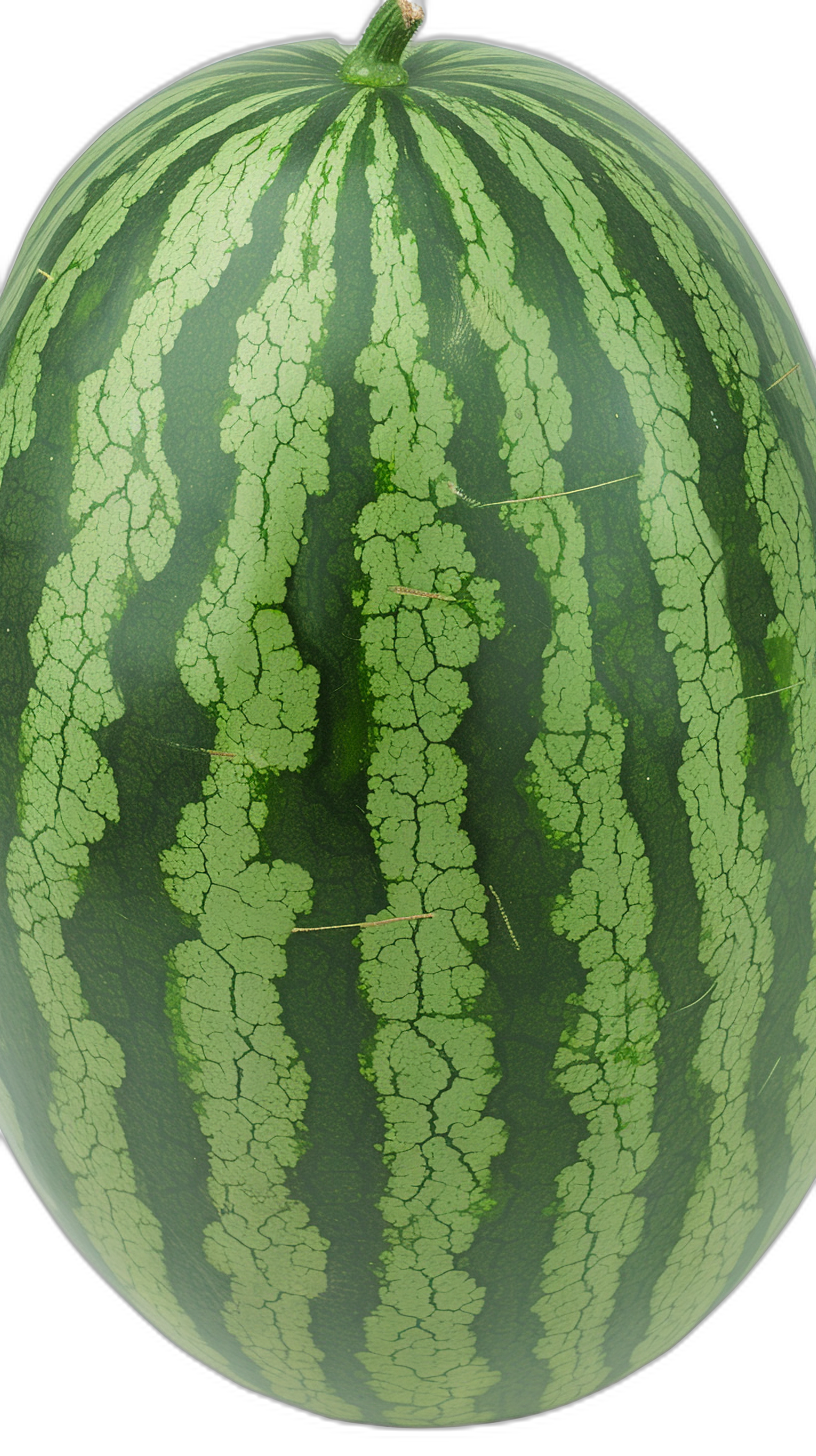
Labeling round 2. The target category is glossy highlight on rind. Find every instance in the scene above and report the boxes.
[1,6,816,1428]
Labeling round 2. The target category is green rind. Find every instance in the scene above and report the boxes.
[1,27,816,1428]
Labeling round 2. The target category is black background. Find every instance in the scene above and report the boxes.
[3,5,810,1444]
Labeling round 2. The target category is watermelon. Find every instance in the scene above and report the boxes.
[1,0,816,1427]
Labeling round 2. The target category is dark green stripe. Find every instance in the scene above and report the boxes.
[0,247,81,823]
[393,91,652,1409]
[0,88,339,1374]
[419,88,775,1386]
[347,99,508,1421]
[492,130,713,1382]
[578,182,757,1371]
[612,145,816,1293]
[384,94,593,1418]
[507,88,786,1362]
[3,39,815,1420]
[153,91,372,1417]
[48,99,347,1380]
[268,95,397,1421]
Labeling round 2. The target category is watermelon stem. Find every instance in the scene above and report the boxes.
[340,0,424,87]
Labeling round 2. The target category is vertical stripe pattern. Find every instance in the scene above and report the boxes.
[2,26,816,1426]
[353,103,505,1426]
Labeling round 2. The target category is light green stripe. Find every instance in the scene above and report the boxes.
[576,130,816,1262]
[428,88,775,1362]
[675,169,816,453]
[408,104,571,497]
[1,118,291,1366]
[526,499,662,1406]
[160,96,367,1419]
[427,95,780,1364]
[566,85,816,474]
[353,103,505,1427]
[412,96,664,1406]
[0,97,316,477]
[1,73,323,343]
[577,108,816,485]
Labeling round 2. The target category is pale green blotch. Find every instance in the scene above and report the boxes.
[417,93,665,1404]
[160,96,369,1419]
[532,691,662,1405]
[352,103,504,1426]
[162,763,358,1417]
[0,98,316,480]
[408,105,571,500]
[433,92,777,1374]
[1,113,310,1373]
[591,99,816,486]
[584,129,816,1263]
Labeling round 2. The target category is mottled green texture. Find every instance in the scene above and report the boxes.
[414,99,664,1405]
[353,106,505,1424]
[1,113,294,1361]
[160,97,366,1416]
[2,13,816,1428]
[489,83,814,1345]
[431,93,780,1367]
[0,99,316,480]
[576,119,816,1273]
[2,119,279,1368]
